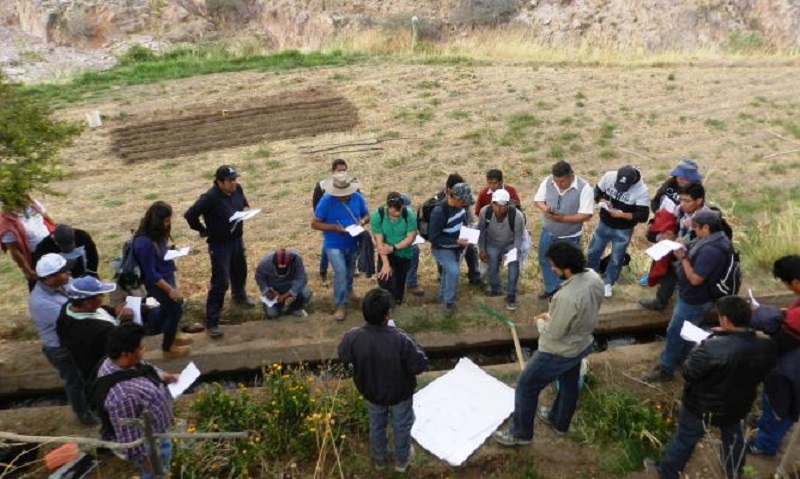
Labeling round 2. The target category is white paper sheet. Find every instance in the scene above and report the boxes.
[388,319,396,327]
[413,235,426,245]
[229,209,262,222]
[680,321,711,344]
[145,297,160,308]
[659,196,679,214]
[345,224,365,237]
[504,248,518,266]
[164,246,191,261]
[412,358,515,466]
[458,227,480,245]
[748,288,760,308]
[645,240,685,261]
[125,296,143,325]
[168,362,201,398]
[260,294,277,307]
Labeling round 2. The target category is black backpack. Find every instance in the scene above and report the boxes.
[89,364,163,437]
[111,233,142,290]
[416,193,446,240]
[482,205,523,231]
[708,244,742,300]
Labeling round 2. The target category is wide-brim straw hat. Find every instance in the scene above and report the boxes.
[323,172,360,197]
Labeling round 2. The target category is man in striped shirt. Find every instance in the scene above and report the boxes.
[96,324,177,478]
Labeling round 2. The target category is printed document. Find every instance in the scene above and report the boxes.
[125,296,143,325]
[645,240,685,261]
[168,362,201,399]
[458,227,480,245]
[164,246,191,261]
[345,225,365,237]
[680,321,711,344]
[504,248,518,266]
[229,209,262,222]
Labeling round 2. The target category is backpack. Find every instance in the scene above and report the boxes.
[482,205,522,231]
[88,364,163,437]
[110,233,142,290]
[416,193,446,240]
[708,245,742,300]
[377,205,409,225]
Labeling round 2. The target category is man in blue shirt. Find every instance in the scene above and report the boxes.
[312,172,370,322]
[29,253,97,426]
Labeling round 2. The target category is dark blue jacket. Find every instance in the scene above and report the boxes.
[184,184,249,244]
[132,236,175,285]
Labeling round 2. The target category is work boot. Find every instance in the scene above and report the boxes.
[233,297,256,309]
[333,307,346,322]
[639,298,667,312]
[348,292,361,305]
[163,345,190,359]
[407,286,424,297]
[642,365,674,383]
[174,334,193,346]
[78,412,99,427]
[207,326,224,339]
[442,303,455,318]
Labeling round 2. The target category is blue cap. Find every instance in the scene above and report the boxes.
[450,183,474,205]
[65,276,117,299]
[670,158,703,182]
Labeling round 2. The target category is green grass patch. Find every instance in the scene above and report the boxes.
[21,46,364,106]
[447,109,471,120]
[501,113,540,145]
[704,118,727,131]
[395,106,435,126]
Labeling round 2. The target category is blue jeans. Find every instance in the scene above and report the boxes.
[510,346,592,440]
[206,237,248,328]
[659,407,745,479]
[145,276,183,351]
[319,247,329,276]
[431,248,461,305]
[367,397,415,466]
[42,346,90,418]
[486,242,520,301]
[586,222,633,285]
[753,392,795,455]
[140,438,172,479]
[406,245,420,289]
[538,230,582,294]
[264,286,312,318]
[658,299,714,373]
[326,247,356,307]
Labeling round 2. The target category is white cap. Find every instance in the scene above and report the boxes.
[491,189,511,205]
[36,253,70,278]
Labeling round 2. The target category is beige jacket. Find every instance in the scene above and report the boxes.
[537,269,604,357]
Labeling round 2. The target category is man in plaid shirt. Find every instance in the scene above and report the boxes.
[97,324,177,478]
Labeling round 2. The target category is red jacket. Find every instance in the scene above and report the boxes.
[474,184,521,216]
[0,211,31,269]
[646,210,678,287]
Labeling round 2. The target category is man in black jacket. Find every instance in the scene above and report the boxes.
[338,288,429,473]
[654,296,776,479]
[33,224,99,278]
[184,165,255,339]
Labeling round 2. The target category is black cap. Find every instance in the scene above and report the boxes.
[53,224,76,253]
[614,166,639,192]
[215,165,239,181]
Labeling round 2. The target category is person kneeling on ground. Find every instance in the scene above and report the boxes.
[254,248,312,318]
[372,192,418,306]
[651,296,776,479]
[93,323,178,479]
[493,241,603,446]
[337,288,429,473]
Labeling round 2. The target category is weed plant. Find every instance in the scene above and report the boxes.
[172,363,368,477]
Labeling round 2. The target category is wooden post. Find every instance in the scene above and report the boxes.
[509,323,525,371]
[142,409,164,479]
[411,16,419,50]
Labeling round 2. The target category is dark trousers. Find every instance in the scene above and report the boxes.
[145,276,183,351]
[206,237,247,328]
[42,346,89,418]
[654,263,678,308]
[377,255,411,304]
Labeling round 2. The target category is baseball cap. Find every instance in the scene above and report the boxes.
[53,224,76,253]
[273,248,295,277]
[670,158,703,182]
[36,253,75,278]
[451,183,474,205]
[692,209,721,228]
[64,276,117,299]
[614,166,639,192]
[215,165,239,181]
[491,189,511,205]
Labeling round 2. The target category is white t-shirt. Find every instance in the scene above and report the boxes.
[3,200,51,250]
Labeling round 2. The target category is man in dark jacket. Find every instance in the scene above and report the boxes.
[586,165,650,298]
[338,288,429,473]
[33,224,99,278]
[748,255,800,456]
[644,210,734,382]
[655,296,776,479]
[254,248,312,318]
[184,165,255,339]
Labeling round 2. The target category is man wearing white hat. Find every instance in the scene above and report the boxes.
[28,253,97,425]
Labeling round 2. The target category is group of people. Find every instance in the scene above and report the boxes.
[3,156,798,478]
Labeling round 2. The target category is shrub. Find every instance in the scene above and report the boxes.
[450,0,519,26]
[117,45,157,66]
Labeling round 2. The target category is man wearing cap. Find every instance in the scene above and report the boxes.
[533,160,594,300]
[478,189,526,310]
[254,248,312,318]
[32,224,99,278]
[28,253,97,426]
[185,165,255,339]
[311,172,370,322]
[586,165,650,298]
[429,182,474,317]
[644,210,735,382]
[649,157,703,215]
[56,276,135,380]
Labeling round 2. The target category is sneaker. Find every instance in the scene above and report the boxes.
[639,298,666,312]
[292,308,309,318]
[442,303,455,318]
[506,300,518,311]
[233,297,256,309]
[537,406,567,437]
[538,288,559,300]
[374,461,386,471]
[163,345,190,359]
[746,441,774,456]
[642,365,674,383]
[174,334,193,346]
[604,284,613,298]
[492,429,532,447]
[78,412,99,427]
[207,326,224,339]
[333,307,346,322]
[394,444,415,473]
[408,286,424,296]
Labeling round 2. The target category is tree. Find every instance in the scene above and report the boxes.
[0,72,81,211]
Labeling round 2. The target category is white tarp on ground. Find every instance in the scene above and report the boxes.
[411,357,515,466]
